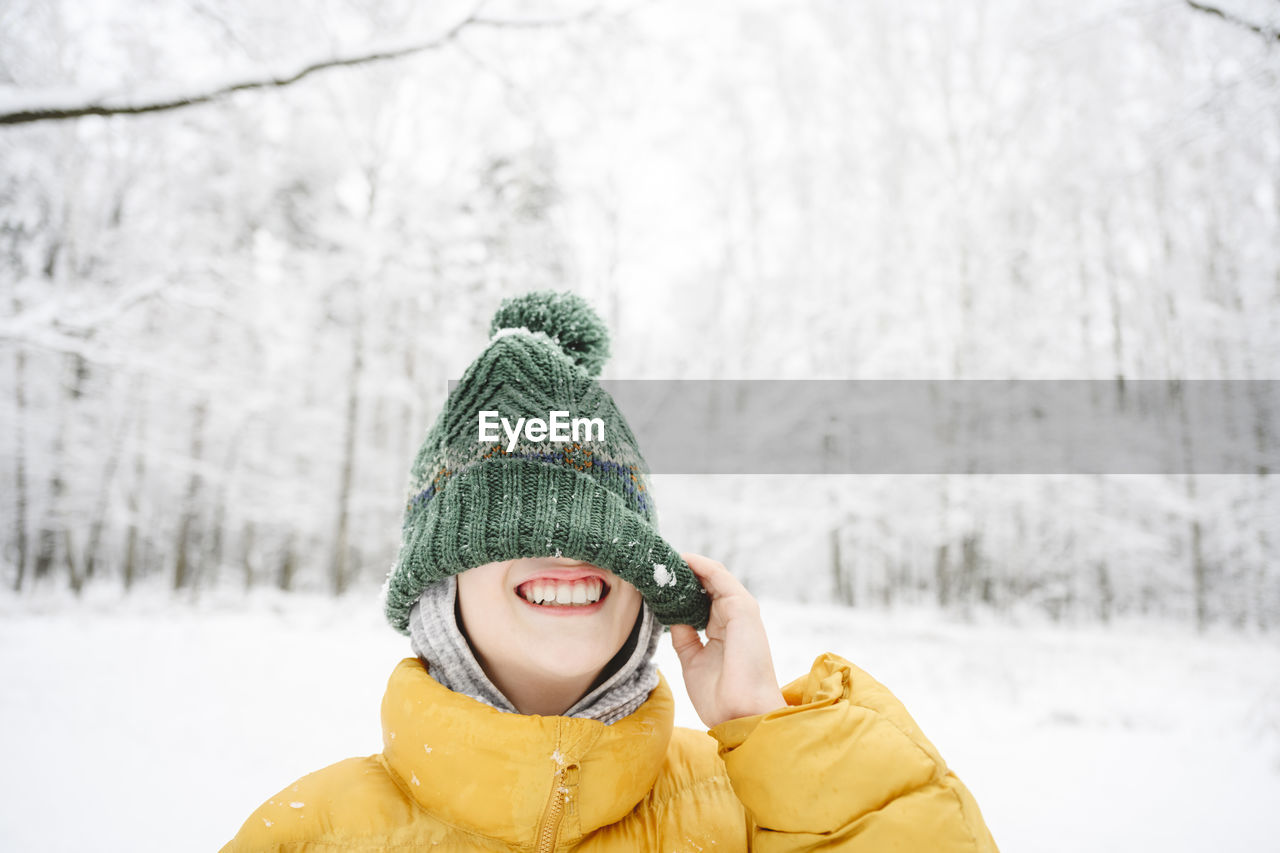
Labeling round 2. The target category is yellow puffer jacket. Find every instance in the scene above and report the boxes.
[221,652,998,851]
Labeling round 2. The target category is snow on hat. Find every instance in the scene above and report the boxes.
[382,290,710,634]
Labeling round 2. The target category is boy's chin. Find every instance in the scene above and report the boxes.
[520,642,618,681]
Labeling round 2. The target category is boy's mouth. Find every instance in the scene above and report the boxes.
[515,576,610,608]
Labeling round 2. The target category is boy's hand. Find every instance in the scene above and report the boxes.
[669,553,787,729]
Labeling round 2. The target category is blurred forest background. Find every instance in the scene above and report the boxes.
[2,0,1278,630]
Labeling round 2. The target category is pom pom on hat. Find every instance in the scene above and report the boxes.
[489,291,611,378]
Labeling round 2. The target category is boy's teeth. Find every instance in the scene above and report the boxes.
[519,579,605,606]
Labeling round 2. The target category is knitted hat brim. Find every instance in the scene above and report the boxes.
[384,457,711,634]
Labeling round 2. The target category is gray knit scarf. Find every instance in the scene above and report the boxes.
[408,574,662,725]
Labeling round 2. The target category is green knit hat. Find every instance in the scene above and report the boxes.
[383,291,710,634]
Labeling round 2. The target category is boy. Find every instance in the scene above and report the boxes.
[221,291,998,851]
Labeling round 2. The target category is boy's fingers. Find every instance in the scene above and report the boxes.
[681,552,748,600]
[669,624,703,665]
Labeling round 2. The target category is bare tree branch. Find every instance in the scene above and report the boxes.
[0,9,599,127]
[1186,0,1280,42]
[1,277,171,342]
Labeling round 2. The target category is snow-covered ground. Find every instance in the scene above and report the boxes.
[2,586,1278,852]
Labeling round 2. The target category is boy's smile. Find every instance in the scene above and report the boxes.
[513,566,613,614]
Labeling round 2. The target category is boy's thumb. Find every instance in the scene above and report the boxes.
[669,624,703,665]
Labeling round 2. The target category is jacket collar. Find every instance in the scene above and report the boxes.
[380,657,674,845]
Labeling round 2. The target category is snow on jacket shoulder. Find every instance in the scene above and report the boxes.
[220,653,998,852]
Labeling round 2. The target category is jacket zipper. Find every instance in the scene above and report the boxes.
[536,765,567,853]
